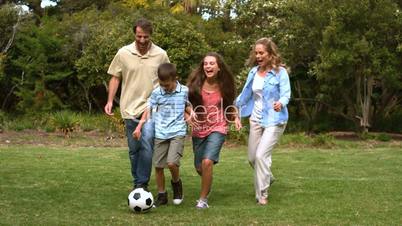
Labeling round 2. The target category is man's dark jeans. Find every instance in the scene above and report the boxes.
[124,119,154,187]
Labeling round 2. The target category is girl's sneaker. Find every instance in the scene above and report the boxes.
[195,199,209,209]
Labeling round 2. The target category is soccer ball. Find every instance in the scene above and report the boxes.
[128,188,154,213]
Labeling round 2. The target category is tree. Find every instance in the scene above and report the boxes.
[0,3,20,78]
[73,6,210,111]
[312,0,402,132]
[7,18,74,113]
[152,13,211,80]
[2,0,44,24]
[0,3,22,110]
[168,0,200,14]
[228,0,402,132]
[55,0,111,13]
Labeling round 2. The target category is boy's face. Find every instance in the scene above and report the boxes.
[159,79,177,93]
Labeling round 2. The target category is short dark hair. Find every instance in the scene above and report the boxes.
[133,18,153,34]
[158,63,177,81]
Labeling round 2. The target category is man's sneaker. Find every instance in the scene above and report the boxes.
[195,199,209,209]
[154,192,168,207]
[171,179,183,205]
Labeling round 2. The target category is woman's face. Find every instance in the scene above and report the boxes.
[255,44,271,68]
[203,56,220,78]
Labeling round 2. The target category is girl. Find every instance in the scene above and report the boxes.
[187,52,242,209]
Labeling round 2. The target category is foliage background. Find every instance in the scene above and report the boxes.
[0,0,401,133]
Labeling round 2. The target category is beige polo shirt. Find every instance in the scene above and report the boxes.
[107,42,169,119]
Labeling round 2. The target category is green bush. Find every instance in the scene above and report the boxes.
[359,132,376,140]
[280,133,311,146]
[373,109,402,133]
[312,133,335,147]
[6,117,37,131]
[51,111,80,137]
[1,111,123,134]
[79,113,115,133]
[227,124,249,144]
[376,133,391,142]
[107,108,125,135]
[44,125,56,133]
[0,110,6,130]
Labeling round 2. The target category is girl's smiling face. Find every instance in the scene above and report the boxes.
[203,56,220,78]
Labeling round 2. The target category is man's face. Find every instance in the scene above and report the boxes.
[135,27,151,53]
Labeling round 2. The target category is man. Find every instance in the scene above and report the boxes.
[104,18,170,190]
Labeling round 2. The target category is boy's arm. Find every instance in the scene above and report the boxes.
[184,105,197,127]
[184,105,191,121]
[132,108,150,140]
[185,105,194,116]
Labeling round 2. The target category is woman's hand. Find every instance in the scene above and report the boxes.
[273,101,282,112]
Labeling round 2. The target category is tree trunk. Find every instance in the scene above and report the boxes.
[26,0,44,25]
[77,79,92,114]
[356,74,374,132]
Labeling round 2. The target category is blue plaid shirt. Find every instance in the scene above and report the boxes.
[149,82,188,139]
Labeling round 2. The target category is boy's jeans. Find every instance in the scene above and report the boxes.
[124,119,155,187]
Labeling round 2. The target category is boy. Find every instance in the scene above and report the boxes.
[133,63,194,206]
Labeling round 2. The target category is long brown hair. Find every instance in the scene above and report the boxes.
[247,37,285,73]
[187,52,236,121]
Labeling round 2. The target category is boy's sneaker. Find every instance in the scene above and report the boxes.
[154,192,168,207]
[171,179,183,205]
[195,199,209,209]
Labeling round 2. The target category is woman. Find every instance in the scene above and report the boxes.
[236,38,291,205]
[187,52,242,209]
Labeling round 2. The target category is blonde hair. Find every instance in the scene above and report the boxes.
[247,37,285,73]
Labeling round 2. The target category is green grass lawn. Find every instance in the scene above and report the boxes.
[1,143,401,225]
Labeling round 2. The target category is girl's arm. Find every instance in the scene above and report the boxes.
[233,108,242,131]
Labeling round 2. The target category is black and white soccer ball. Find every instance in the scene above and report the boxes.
[128,188,154,213]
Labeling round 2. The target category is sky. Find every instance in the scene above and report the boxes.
[41,0,57,8]
[20,0,56,11]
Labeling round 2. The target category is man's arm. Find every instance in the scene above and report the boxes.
[104,76,120,116]
[132,108,150,140]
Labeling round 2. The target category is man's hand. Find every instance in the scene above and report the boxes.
[104,102,114,116]
[104,76,120,116]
